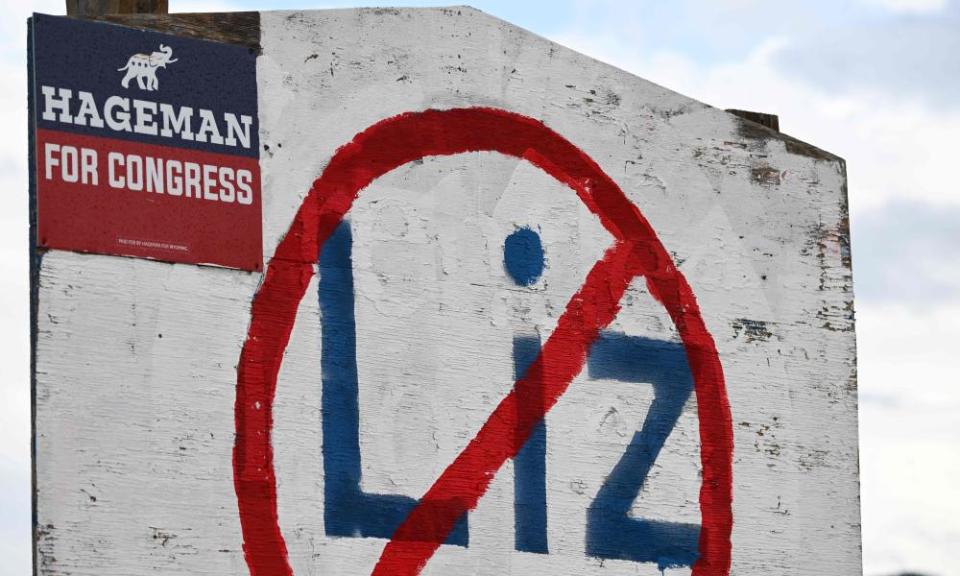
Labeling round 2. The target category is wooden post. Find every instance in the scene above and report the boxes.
[727,108,780,132]
[65,0,168,16]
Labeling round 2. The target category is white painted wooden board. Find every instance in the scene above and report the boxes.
[33,7,859,576]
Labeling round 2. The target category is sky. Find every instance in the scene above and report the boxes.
[1,1,958,575]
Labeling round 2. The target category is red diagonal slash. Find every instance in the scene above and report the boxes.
[234,107,733,576]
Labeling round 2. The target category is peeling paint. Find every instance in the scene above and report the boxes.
[731,318,775,342]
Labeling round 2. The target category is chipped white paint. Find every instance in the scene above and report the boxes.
[33,7,860,576]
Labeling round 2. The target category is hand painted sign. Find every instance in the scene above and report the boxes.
[233,108,731,576]
[30,14,262,271]
[31,8,860,576]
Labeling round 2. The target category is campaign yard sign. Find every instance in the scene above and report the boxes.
[30,13,262,271]
[29,8,860,576]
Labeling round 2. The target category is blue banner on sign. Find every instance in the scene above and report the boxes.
[31,14,258,158]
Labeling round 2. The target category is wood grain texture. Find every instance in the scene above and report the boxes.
[66,0,168,16]
[85,12,261,52]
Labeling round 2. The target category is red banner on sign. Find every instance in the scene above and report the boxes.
[36,129,262,271]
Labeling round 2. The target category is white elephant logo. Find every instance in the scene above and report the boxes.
[117,44,178,91]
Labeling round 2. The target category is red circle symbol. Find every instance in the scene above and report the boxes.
[234,107,733,576]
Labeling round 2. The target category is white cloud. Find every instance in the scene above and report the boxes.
[860,0,948,13]
[775,14,960,111]
[858,302,960,576]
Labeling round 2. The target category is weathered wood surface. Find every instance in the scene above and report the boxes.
[726,109,780,132]
[66,0,168,17]
[91,12,261,52]
[33,7,859,576]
